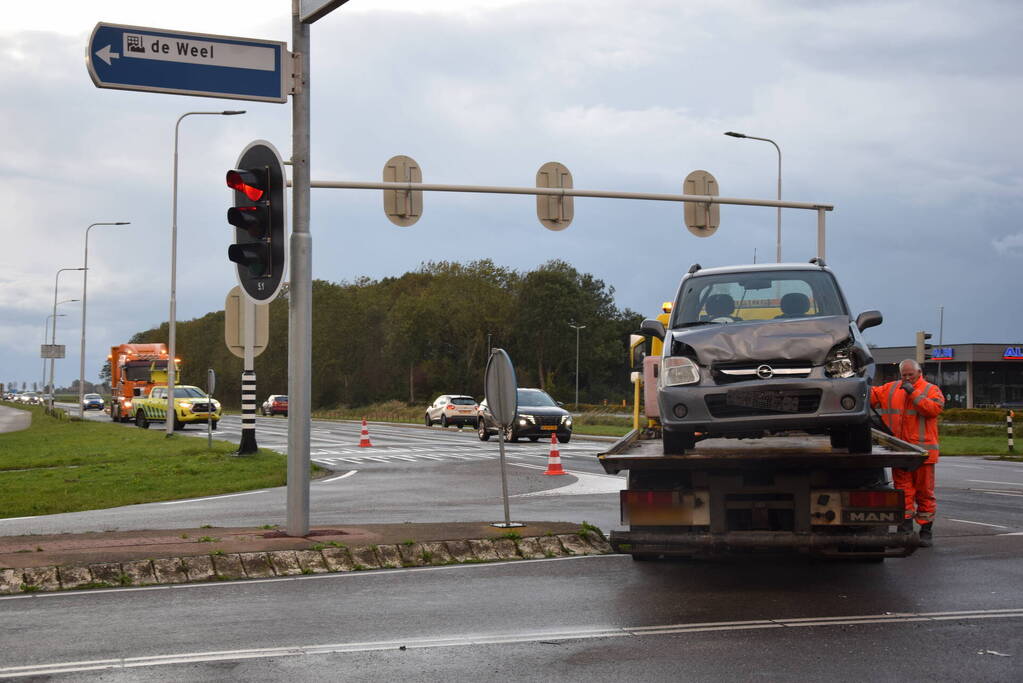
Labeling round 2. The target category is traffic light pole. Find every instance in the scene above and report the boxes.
[288,3,312,536]
[238,298,258,455]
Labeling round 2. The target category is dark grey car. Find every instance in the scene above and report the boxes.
[477,388,573,443]
[643,261,882,454]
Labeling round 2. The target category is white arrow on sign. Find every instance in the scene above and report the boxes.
[95,45,120,66]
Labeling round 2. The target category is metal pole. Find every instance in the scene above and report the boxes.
[79,222,129,418]
[168,111,244,437]
[288,0,312,536]
[568,322,585,409]
[51,268,84,411]
[43,314,65,397]
[238,299,258,454]
[816,207,826,261]
[723,132,782,261]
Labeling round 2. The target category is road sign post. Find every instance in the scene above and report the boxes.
[225,286,268,455]
[484,348,523,529]
[88,23,289,102]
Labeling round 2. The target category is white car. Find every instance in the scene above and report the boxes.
[425,394,479,428]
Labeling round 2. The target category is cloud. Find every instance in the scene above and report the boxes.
[993,232,1023,255]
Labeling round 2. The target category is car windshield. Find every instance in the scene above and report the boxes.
[672,269,847,327]
[450,397,476,406]
[172,387,205,398]
[517,389,557,407]
[275,396,288,402]
[85,394,101,399]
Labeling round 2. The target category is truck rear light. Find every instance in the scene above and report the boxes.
[848,491,902,508]
[446,405,454,410]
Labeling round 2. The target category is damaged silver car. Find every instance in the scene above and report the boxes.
[642,261,882,454]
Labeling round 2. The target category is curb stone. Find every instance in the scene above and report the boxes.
[0,532,616,594]
[57,565,93,590]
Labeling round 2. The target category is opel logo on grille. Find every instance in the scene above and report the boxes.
[756,364,774,379]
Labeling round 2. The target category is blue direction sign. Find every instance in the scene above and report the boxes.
[87,23,288,103]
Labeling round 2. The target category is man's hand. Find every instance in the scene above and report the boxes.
[900,381,915,393]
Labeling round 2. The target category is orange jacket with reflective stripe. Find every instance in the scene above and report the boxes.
[870,377,944,464]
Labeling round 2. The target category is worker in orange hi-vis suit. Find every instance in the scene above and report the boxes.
[870,359,944,547]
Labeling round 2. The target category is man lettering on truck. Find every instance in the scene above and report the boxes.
[870,359,944,547]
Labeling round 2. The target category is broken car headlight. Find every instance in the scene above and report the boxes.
[660,356,700,387]
[825,342,857,378]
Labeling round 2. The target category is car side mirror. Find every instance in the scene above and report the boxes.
[629,334,647,368]
[133,388,142,397]
[855,310,883,332]
[640,319,665,341]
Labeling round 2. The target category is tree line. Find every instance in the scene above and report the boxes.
[121,260,645,409]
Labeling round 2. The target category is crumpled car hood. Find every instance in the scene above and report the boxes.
[669,315,851,365]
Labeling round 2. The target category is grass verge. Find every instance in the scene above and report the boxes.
[0,403,307,518]
[939,434,1018,456]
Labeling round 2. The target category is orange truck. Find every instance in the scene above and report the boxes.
[108,344,178,422]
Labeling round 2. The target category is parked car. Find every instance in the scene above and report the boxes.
[642,261,883,454]
[477,388,573,443]
[82,393,105,411]
[261,395,288,416]
[425,394,479,428]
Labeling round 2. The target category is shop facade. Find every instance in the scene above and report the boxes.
[871,344,1023,409]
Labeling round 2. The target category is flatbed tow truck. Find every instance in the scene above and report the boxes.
[600,429,927,561]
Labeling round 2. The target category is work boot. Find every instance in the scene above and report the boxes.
[919,523,933,547]
[898,518,914,533]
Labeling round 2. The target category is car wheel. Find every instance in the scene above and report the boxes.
[441,415,448,428]
[504,427,518,443]
[478,421,490,441]
[847,422,873,454]
[662,429,695,454]
[135,411,149,429]
[425,413,432,427]
[529,436,539,442]
[173,417,184,431]
[211,420,218,431]
[560,433,571,444]
[110,406,118,422]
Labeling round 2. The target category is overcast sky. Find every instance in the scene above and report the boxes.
[1,0,1020,391]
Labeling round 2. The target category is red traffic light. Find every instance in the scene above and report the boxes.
[226,169,265,201]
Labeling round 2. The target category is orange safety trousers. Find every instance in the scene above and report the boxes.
[893,464,936,523]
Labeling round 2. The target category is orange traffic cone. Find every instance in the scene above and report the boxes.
[544,433,566,475]
[359,418,373,448]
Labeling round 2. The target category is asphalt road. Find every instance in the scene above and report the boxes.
[3,406,1021,679]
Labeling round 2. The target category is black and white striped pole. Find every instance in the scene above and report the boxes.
[238,298,259,455]
[224,287,269,456]
[1009,410,1015,454]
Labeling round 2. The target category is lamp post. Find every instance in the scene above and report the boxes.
[568,321,586,409]
[78,221,130,417]
[50,268,85,410]
[42,313,67,398]
[167,110,245,436]
[725,131,782,262]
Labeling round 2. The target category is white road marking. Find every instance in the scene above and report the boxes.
[969,479,1023,487]
[946,518,1010,529]
[4,604,1022,678]
[319,471,357,483]
[157,490,268,505]
[510,462,626,497]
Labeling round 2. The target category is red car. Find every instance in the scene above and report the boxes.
[261,394,288,416]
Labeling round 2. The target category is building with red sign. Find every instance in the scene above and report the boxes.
[872,344,1023,409]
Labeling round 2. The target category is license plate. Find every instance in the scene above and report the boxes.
[541,425,557,430]
[726,390,801,413]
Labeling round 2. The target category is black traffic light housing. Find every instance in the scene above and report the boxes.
[915,331,933,365]
[227,140,287,303]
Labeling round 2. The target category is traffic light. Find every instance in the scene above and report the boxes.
[915,331,932,365]
[227,140,287,303]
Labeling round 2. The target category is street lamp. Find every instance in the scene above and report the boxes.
[167,110,245,436]
[50,268,85,410]
[568,321,586,409]
[78,221,130,418]
[725,131,782,262]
